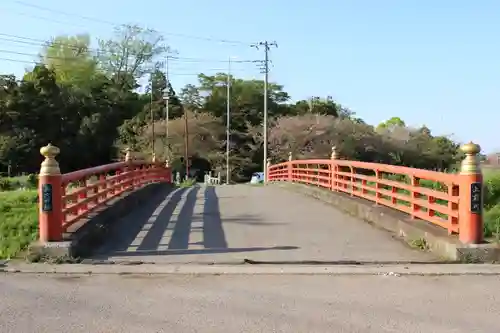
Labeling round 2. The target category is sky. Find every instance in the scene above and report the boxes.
[0,0,498,152]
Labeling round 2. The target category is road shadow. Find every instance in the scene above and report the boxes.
[203,186,228,249]
[92,185,300,260]
[166,186,200,250]
[92,186,188,256]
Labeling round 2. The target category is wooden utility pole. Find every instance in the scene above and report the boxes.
[252,40,278,183]
[150,75,155,156]
[184,108,189,179]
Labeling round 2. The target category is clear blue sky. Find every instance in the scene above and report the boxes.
[0,0,498,152]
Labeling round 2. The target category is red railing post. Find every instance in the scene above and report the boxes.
[78,178,87,214]
[38,143,63,242]
[330,146,338,191]
[165,159,171,183]
[288,152,293,182]
[151,153,157,183]
[458,142,484,244]
[124,148,134,190]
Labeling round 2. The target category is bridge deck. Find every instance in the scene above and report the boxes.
[93,184,435,263]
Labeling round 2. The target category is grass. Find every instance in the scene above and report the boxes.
[0,189,38,259]
[179,178,197,188]
[0,174,37,191]
[482,168,500,240]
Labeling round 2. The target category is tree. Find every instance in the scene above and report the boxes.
[268,114,384,163]
[98,24,170,87]
[291,96,340,117]
[179,84,203,112]
[0,24,461,180]
[29,34,99,92]
[376,117,406,132]
[138,110,225,178]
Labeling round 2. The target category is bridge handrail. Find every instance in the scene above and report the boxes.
[37,144,172,242]
[62,161,127,183]
[267,143,484,245]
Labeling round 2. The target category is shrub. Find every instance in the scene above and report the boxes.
[0,178,12,191]
[482,170,500,239]
[26,174,38,189]
[484,170,500,209]
[484,205,500,239]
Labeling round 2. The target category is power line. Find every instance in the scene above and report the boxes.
[5,6,88,29]
[0,33,93,53]
[9,0,255,46]
[0,56,257,78]
[169,56,258,64]
[252,41,278,183]
[0,47,258,73]
[0,33,260,64]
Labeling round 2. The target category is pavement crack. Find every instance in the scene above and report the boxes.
[242,259,461,265]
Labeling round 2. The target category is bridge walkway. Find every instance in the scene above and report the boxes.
[92,184,436,264]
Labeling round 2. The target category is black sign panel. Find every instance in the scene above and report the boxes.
[470,182,482,214]
[42,184,53,212]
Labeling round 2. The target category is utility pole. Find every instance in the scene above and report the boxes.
[150,74,155,156]
[252,41,278,183]
[184,108,189,180]
[163,55,170,160]
[226,57,232,185]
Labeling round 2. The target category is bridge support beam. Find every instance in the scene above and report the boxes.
[458,142,483,244]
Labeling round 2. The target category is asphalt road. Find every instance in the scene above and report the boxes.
[1,273,498,332]
[93,184,435,263]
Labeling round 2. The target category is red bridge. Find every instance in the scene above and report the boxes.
[34,142,490,263]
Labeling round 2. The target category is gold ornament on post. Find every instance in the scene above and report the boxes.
[124,148,132,162]
[330,146,337,160]
[460,142,481,175]
[39,143,61,176]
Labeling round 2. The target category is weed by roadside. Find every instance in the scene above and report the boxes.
[179,178,196,188]
[410,238,429,251]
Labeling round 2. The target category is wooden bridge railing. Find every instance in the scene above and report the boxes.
[38,144,172,242]
[267,143,483,245]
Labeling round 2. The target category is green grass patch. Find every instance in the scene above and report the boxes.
[0,174,37,191]
[179,178,197,188]
[483,168,500,240]
[0,190,38,259]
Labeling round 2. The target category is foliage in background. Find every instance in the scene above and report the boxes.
[0,24,464,181]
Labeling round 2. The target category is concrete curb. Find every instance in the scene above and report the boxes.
[2,263,500,276]
[271,182,500,263]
